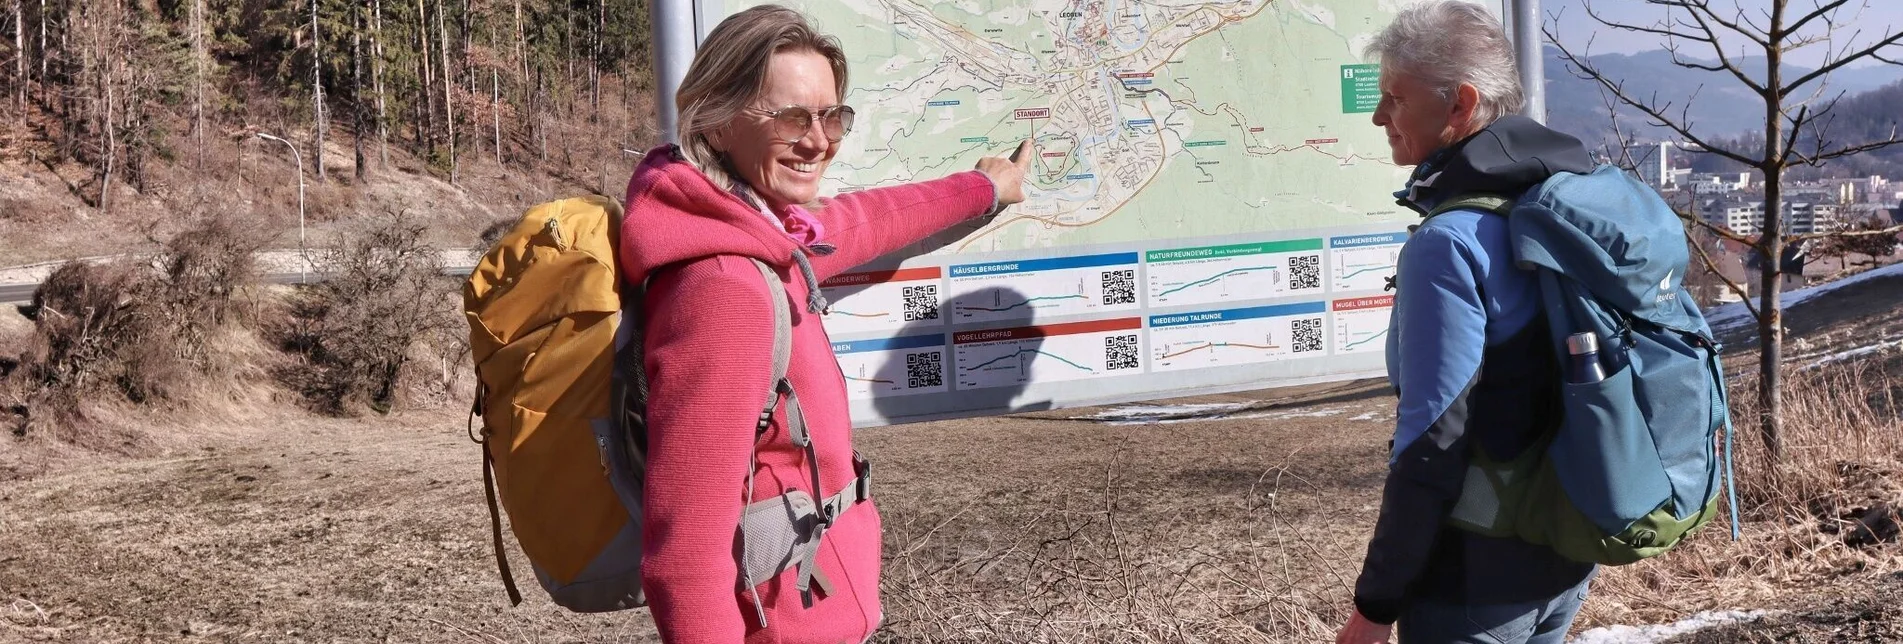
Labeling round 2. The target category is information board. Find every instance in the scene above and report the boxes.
[683,0,1499,426]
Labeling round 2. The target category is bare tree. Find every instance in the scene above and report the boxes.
[414,0,433,153]
[370,0,387,169]
[491,65,500,166]
[190,0,205,172]
[72,0,130,212]
[1548,0,1903,460]
[36,0,43,107]
[436,0,454,183]
[14,0,24,113]
[311,0,326,182]
[1817,214,1902,272]
[351,0,365,182]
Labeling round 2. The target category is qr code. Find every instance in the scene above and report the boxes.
[1101,270,1136,305]
[1289,254,1321,291]
[906,351,943,388]
[902,285,939,321]
[1104,334,1141,370]
[1291,317,1324,353]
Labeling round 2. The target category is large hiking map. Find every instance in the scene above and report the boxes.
[707,0,1468,425]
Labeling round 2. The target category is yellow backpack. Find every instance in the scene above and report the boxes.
[463,195,868,620]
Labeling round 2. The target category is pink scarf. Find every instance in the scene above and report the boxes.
[779,204,826,247]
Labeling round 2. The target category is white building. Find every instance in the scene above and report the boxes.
[1690,174,1734,195]
[1787,202,1841,235]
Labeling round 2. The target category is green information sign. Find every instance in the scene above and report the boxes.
[1340,64,1381,113]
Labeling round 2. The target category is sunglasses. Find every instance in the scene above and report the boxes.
[747,104,856,144]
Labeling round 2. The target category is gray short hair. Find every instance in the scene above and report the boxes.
[675,5,849,193]
[1363,1,1523,128]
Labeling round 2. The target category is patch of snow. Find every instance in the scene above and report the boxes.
[1080,403,1349,425]
[1217,408,1349,423]
[1703,262,1903,337]
[1804,338,1903,370]
[1274,408,1348,419]
[1350,411,1382,421]
[1781,261,1903,309]
[1083,402,1256,420]
[1569,610,1773,644]
[1079,402,1259,425]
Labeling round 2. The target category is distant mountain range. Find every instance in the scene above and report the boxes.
[1541,45,1903,154]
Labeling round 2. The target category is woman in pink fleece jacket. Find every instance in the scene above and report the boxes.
[618,6,1031,643]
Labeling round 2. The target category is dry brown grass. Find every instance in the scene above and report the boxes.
[1583,360,1903,628]
[879,479,1343,643]
[863,386,1397,643]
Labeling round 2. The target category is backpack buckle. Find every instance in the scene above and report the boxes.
[853,453,872,503]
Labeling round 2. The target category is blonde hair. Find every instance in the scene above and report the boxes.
[676,5,849,193]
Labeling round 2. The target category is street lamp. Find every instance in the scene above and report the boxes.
[256,132,307,283]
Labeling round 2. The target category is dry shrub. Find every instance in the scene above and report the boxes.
[2,214,267,444]
[1583,359,1903,628]
[275,210,461,415]
[0,196,64,224]
[19,262,172,402]
[148,213,273,373]
[7,261,172,446]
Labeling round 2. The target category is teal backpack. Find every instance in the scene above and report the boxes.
[1432,165,1737,566]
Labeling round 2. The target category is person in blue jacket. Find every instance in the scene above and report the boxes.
[1335,2,1600,643]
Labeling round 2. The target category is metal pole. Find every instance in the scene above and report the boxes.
[650,0,698,144]
[650,0,696,144]
[257,132,308,283]
[1513,0,1546,123]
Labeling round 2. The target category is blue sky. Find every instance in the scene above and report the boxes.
[1540,0,1903,67]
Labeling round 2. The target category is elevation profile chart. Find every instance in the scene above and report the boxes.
[946,253,1142,324]
[1149,302,1329,372]
[1146,240,1326,307]
[1332,296,1394,355]
[954,319,1145,389]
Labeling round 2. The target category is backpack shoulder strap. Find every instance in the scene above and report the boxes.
[1429,193,1514,219]
[738,257,795,624]
[747,258,794,426]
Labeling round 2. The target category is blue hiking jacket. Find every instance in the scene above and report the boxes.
[1351,116,1599,624]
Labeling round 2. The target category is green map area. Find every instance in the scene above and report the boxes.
[729,0,1419,254]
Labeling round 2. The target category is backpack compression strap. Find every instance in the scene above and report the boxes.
[469,383,525,607]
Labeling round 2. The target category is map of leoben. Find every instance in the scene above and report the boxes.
[716,0,1432,425]
[732,0,1416,254]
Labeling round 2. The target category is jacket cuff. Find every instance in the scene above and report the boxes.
[967,169,1002,217]
[1354,595,1403,626]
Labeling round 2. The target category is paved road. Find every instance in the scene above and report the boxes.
[0,267,476,305]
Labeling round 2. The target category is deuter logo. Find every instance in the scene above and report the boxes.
[1656,270,1678,303]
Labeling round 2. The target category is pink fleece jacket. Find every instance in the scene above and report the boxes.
[619,145,995,644]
